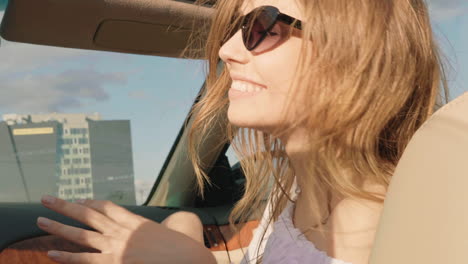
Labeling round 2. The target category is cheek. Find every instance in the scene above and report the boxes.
[227,37,303,131]
[254,39,303,121]
[256,38,302,94]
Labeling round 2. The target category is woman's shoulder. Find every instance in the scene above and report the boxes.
[329,182,386,232]
[327,183,386,264]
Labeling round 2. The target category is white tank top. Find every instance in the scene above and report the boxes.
[239,178,353,264]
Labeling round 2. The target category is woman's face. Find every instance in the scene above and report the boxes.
[219,0,304,134]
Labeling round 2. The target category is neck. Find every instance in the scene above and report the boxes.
[280,128,342,226]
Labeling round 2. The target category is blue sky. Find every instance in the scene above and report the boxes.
[426,0,468,99]
[0,1,467,204]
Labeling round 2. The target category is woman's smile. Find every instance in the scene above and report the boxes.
[229,80,266,99]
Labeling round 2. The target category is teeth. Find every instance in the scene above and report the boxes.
[241,83,247,92]
[232,80,264,92]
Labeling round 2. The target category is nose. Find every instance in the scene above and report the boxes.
[218,30,250,65]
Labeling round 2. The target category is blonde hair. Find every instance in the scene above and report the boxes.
[185,0,448,262]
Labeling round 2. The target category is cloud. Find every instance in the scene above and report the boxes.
[0,10,131,78]
[0,69,127,113]
[426,0,468,21]
[0,10,132,114]
[128,90,151,100]
[0,11,87,73]
[0,38,93,76]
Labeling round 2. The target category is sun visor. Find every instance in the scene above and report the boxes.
[0,0,213,58]
[94,20,192,56]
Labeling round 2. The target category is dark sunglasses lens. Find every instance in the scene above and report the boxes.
[242,7,278,51]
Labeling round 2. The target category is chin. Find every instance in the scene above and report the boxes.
[227,108,254,128]
[227,106,276,133]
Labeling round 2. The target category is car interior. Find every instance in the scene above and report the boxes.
[0,0,468,264]
[0,0,261,263]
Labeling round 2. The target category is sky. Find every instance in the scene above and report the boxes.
[0,0,467,204]
[426,0,468,99]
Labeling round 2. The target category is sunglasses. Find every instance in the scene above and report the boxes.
[238,5,303,52]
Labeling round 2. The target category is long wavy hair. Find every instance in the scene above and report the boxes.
[184,0,448,262]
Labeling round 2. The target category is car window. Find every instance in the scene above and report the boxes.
[0,12,205,205]
[225,145,240,167]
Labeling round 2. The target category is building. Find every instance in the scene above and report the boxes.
[87,119,135,204]
[0,113,136,205]
[0,121,60,202]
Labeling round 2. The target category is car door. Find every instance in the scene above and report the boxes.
[0,0,266,263]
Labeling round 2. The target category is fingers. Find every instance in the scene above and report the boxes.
[77,199,147,229]
[46,250,112,264]
[41,195,120,234]
[37,217,110,251]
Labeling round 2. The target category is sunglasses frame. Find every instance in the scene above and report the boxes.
[240,5,303,51]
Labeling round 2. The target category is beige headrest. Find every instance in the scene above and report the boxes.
[369,92,468,264]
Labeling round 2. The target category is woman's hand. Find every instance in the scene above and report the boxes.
[37,195,216,264]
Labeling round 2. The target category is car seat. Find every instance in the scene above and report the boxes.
[370,92,468,264]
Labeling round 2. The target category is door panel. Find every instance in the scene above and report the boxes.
[0,235,98,264]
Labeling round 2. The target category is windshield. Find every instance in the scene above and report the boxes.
[0,10,205,205]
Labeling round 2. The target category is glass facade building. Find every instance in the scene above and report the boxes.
[0,113,136,204]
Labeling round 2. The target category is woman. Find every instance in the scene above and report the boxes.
[185,0,447,263]
[36,0,447,263]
